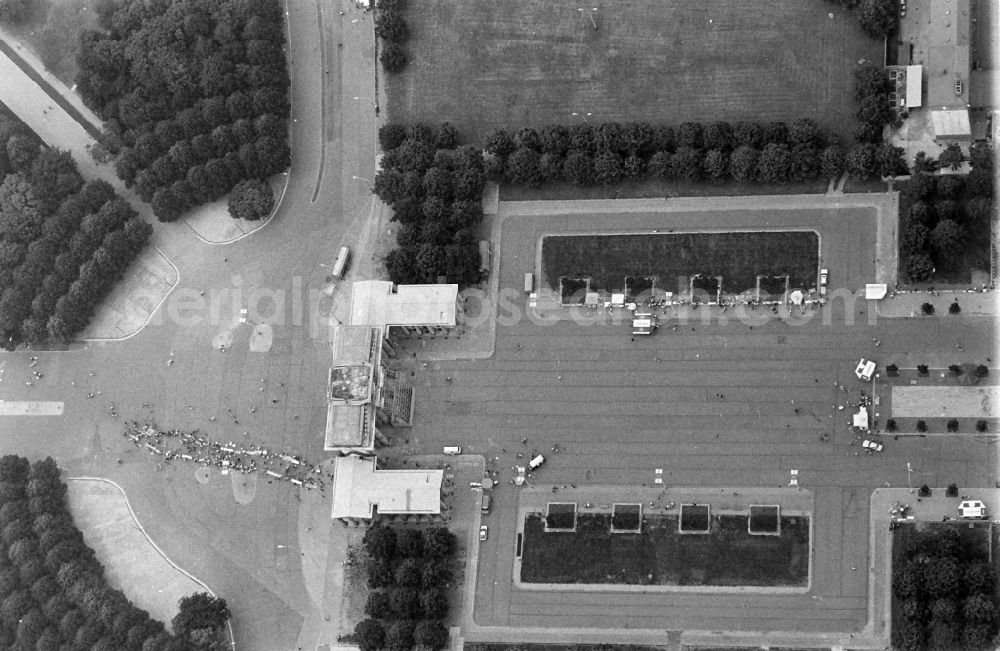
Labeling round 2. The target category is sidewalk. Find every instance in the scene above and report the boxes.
[876,288,1000,318]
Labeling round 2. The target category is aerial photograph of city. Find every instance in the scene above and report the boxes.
[0,0,996,650]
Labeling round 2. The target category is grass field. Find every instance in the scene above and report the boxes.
[520,512,810,587]
[389,0,881,146]
[5,0,101,87]
[541,231,819,295]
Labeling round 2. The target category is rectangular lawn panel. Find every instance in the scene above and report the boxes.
[521,512,809,587]
[389,0,881,147]
[542,231,818,295]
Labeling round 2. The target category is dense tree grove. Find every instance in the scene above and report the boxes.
[0,114,151,349]
[376,0,409,74]
[899,145,993,283]
[355,524,456,651]
[0,455,230,650]
[374,124,482,286]
[892,525,999,651]
[853,64,897,146]
[75,0,291,222]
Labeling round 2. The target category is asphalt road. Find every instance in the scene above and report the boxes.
[390,201,997,641]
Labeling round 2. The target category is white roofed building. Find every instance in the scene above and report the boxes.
[331,455,443,525]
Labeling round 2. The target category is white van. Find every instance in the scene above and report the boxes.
[529,454,545,470]
[524,273,533,293]
[443,446,462,455]
[855,359,876,381]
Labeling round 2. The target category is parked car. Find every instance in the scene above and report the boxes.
[479,525,489,541]
[481,493,492,514]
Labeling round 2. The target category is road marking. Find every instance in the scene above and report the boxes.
[0,401,64,416]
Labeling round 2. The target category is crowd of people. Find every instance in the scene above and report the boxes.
[122,421,327,491]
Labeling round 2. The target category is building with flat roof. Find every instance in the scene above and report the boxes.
[350,280,459,332]
[331,455,443,525]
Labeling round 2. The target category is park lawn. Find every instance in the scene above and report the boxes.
[4,0,102,87]
[541,231,819,295]
[388,0,881,147]
[520,512,810,587]
[500,176,829,202]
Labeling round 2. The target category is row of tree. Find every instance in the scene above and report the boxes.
[375,123,483,285]
[478,119,907,185]
[853,64,898,145]
[900,146,994,282]
[76,0,291,221]
[375,0,409,74]
[353,525,456,651]
[0,455,231,650]
[824,0,899,39]
[0,116,152,349]
[892,525,999,651]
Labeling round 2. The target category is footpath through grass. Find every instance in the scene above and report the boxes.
[541,230,819,294]
[520,512,810,587]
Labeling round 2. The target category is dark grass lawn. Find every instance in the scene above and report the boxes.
[521,512,810,587]
[541,231,819,294]
[5,0,102,87]
[388,0,881,147]
[500,176,829,202]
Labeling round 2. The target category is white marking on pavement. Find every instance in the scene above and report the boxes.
[0,401,64,416]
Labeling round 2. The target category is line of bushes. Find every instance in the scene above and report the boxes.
[0,115,152,350]
[824,0,899,39]
[375,122,483,285]
[75,0,291,223]
[0,455,230,650]
[353,525,456,651]
[375,0,409,74]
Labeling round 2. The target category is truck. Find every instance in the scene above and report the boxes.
[331,246,351,279]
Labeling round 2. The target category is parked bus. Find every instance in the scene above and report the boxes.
[331,246,350,278]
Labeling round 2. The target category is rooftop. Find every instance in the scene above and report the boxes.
[902,0,971,109]
[324,326,381,450]
[349,280,458,328]
[331,455,443,519]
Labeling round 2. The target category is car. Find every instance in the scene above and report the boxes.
[820,268,828,286]
[481,493,492,514]
[479,525,488,541]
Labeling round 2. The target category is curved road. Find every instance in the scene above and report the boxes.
[0,1,378,649]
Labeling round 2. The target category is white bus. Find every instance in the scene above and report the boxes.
[331,246,350,278]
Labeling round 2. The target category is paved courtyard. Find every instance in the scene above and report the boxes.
[387,196,997,645]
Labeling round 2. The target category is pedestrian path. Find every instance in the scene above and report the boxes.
[0,400,64,415]
[876,288,999,318]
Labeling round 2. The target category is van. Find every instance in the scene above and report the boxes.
[855,359,876,382]
[443,446,462,455]
[481,493,492,514]
[524,273,533,293]
[529,454,545,470]
[331,246,351,278]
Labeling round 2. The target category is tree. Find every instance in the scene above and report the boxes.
[905,254,934,282]
[538,125,569,157]
[789,144,820,182]
[171,593,229,643]
[562,151,593,185]
[936,175,964,199]
[935,199,964,224]
[729,146,759,183]
[423,527,456,559]
[930,219,965,260]
[396,529,423,558]
[538,152,563,182]
[845,144,878,180]
[379,124,407,151]
[513,127,541,152]
[152,187,185,223]
[364,591,391,619]
[389,588,420,619]
[670,146,703,182]
[964,562,995,595]
[924,557,962,597]
[928,623,959,651]
[901,222,929,256]
[484,128,515,158]
[380,44,407,74]
[435,122,459,150]
[592,151,624,185]
[420,589,448,619]
[858,0,897,37]
[875,143,907,177]
[966,197,993,229]
[938,143,963,170]
[704,121,733,151]
[763,121,788,145]
[646,151,671,178]
[756,143,791,183]
[913,150,939,173]
[363,525,397,559]
[375,10,408,43]
[394,558,422,587]
[413,619,449,650]
[6,134,39,172]
[891,619,925,651]
[703,149,728,183]
[962,593,997,622]
[906,173,937,202]
[909,201,935,227]
[366,558,394,589]
[962,624,995,650]
[733,121,762,148]
[505,148,542,186]
[385,247,418,285]
[967,167,993,197]
[819,144,845,180]
[676,122,703,149]
[354,619,385,651]
[385,620,414,651]
[421,559,452,589]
